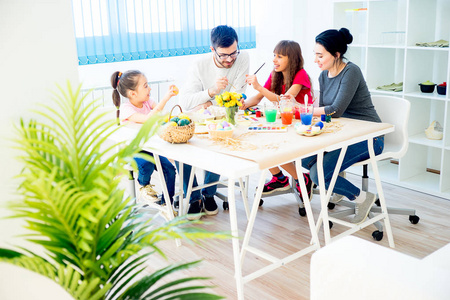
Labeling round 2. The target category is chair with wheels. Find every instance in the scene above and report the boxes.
[327,95,419,241]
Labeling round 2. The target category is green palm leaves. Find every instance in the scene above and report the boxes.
[0,82,225,299]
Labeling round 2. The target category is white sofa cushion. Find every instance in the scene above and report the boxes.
[310,236,450,300]
[423,243,450,271]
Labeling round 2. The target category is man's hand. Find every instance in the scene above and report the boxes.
[194,101,213,110]
[203,101,213,109]
[208,76,229,97]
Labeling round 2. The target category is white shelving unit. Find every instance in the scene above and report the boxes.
[333,0,450,200]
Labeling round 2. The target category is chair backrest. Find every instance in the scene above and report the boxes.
[371,95,410,159]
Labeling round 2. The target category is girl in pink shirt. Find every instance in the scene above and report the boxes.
[111,70,177,207]
[241,40,313,108]
[241,40,313,199]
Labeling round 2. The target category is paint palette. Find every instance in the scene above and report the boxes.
[247,124,288,132]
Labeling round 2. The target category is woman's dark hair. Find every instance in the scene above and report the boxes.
[315,27,353,62]
[210,25,238,49]
[110,70,143,123]
[271,40,309,97]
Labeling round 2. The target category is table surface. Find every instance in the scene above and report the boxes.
[112,117,393,176]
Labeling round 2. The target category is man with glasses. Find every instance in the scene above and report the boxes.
[177,25,249,220]
[180,25,250,111]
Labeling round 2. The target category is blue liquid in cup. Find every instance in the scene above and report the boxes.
[301,113,313,125]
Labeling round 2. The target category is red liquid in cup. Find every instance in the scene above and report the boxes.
[281,111,293,125]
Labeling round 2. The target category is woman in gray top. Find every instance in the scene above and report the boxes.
[301,28,384,225]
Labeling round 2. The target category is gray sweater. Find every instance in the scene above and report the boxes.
[319,62,381,123]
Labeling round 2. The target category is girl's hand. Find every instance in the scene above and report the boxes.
[281,93,295,101]
[167,85,179,98]
[245,74,261,90]
[239,100,247,110]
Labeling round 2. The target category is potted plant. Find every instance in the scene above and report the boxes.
[0,82,227,299]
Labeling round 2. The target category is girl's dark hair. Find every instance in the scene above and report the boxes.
[110,70,143,123]
[271,40,308,97]
[315,27,353,62]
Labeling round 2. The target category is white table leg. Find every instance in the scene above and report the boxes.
[295,159,321,248]
[240,170,268,266]
[178,163,184,216]
[227,177,244,300]
[153,154,175,220]
[239,177,250,219]
[183,166,197,216]
[316,146,347,245]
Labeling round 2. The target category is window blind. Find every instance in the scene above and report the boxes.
[72,0,256,65]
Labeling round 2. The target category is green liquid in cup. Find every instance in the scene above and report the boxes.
[265,109,277,123]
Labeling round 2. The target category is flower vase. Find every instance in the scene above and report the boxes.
[225,106,238,125]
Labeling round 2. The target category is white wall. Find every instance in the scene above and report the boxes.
[0,0,79,299]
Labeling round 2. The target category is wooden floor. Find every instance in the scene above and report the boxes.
[142,172,450,300]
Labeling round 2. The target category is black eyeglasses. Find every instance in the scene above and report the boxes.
[214,47,240,59]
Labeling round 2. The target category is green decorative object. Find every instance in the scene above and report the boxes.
[0,82,227,300]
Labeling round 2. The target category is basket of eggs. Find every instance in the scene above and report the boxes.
[159,105,195,143]
[207,120,234,139]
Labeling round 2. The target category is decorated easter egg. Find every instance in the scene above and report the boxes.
[208,123,217,130]
[222,121,229,127]
[178,113,191,121]
[170,117,180,123]
[241,93,247,100]
[178,119,190,126]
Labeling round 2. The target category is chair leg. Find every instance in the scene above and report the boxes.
[362,164,369,192]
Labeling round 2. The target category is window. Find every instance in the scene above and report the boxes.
[72,0,256,65]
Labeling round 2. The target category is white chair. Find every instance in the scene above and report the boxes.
[327,95,419,241]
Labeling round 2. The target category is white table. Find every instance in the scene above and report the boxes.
[109,118,394,299]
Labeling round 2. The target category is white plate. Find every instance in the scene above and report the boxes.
[294,123,324,136]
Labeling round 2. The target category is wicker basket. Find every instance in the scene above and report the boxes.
[159,105,195,144]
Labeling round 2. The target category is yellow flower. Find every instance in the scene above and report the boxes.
[222,91,230,101]
[215,95,223,106]
[216,91,244,107]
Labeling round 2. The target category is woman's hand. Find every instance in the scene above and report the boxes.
[245,74,262,91]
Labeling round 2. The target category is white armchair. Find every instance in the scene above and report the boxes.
[310,236,450,300]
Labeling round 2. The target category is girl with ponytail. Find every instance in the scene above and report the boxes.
[110,70,177,207]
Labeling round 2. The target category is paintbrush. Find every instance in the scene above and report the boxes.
[241,62,266,88]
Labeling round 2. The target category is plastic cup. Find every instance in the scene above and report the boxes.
[280,99,294,125]
[300,104,314,126]
[264,103,278,123]
[265,109,277,123]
